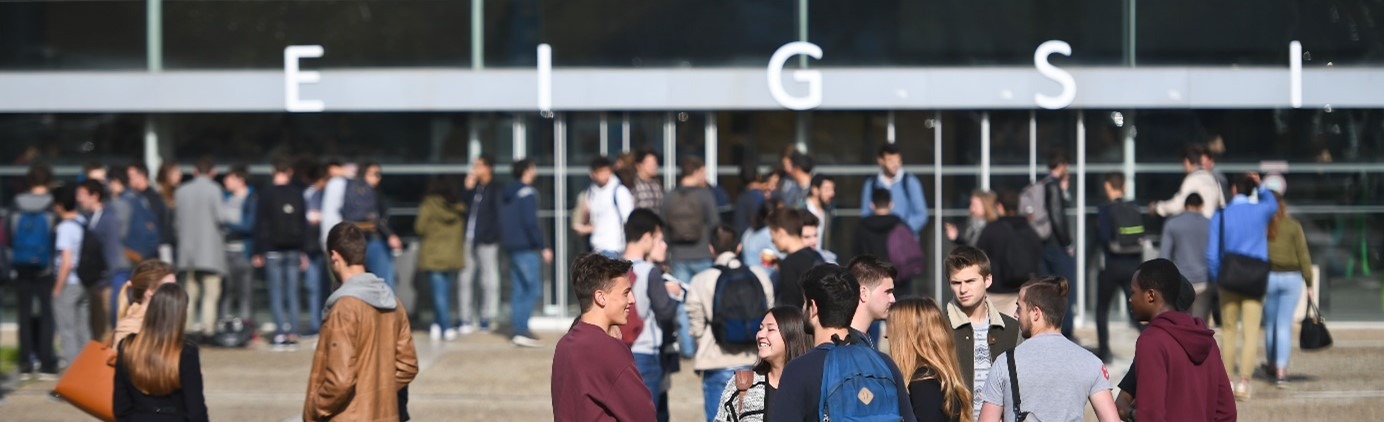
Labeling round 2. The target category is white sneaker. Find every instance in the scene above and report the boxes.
[458,324,477,336]
[512,335,543,348]
[37,372,60,382]
[444,328,459,341]
[429,324,442,341]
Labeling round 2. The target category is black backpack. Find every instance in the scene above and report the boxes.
[340,178,379,223]
[1107,201,1145,255]
[74,221,108,288]
[664,188,706,244]
[211,316,255,348]
[263,186,307,250]
[711,265,768,353]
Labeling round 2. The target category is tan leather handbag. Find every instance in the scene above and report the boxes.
[52,340,117,422]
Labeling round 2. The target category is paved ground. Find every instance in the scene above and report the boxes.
[2,323,1382,421]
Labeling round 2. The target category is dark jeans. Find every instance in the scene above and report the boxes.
[1041,240,1077,338]
[265,251,302,335]
[222,251,253,320]
[1096,258,1139,357]
[15,267,58,373]
[634,352,670,422]
[304,252,325,334]
[508,250,541,338]
[365,237,396,290]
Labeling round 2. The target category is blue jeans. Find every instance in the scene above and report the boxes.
[365,237,396,290]
[671,259,713,359]
[634,353,669,422]
[108,269,131,322]
[265,251,302,335]
[700,368,744,422]
[304,252,325,334]
[1264,271,1305,368]
[1041,241,1077,337]
[509,250,542,338]
[428,271,454,329]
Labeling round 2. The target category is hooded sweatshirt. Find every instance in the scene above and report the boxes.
[853,213,906,262]
[323,272,398,318]
[306,271,417,421]
[1134,311,1237,422]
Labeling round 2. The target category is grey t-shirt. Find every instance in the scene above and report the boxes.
[981,333,1111,422]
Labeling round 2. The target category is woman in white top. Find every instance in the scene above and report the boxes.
[714,306,813,422]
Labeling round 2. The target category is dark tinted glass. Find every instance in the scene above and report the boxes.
[0,1,145,70]
[0,114,145,165]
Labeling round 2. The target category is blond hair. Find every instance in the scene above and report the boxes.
[888,297,973,422]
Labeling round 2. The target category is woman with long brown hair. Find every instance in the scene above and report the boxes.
[888,297,973,422]
[714,306,813,422]
[1262,176,1312,387]
[111,260,177,347]
[114,283,208,421]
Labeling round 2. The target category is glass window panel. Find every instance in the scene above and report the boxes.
[0,114,145,166]
[806,111,889,166]
[163,0,471,69]
[163,113,467,164]
[1135,109,1384,164]
[0,1,145,70]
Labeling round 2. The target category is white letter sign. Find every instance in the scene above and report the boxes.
[767,42,823,111]
[1034,40,1075,110]
[284,45,325,112]
[538,43,553,113]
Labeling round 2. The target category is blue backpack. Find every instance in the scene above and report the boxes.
[11,211,55,269]
[340,178,379,223]
[710,264,768,353]
[122,194,160,260]
[818,339,903,422]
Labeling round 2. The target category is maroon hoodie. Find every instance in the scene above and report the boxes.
[551,321,655,422]
[1134,312,1237,422]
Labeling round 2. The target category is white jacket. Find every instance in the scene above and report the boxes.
[1154,169,1225,219]
[586,177,634,253]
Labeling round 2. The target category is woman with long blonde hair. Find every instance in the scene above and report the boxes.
[114,283,208,421]
[111,260,177,347]
[888,297,973,422]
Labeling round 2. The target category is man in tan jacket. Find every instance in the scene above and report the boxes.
[305,223,419,421]
[685,225,774,422]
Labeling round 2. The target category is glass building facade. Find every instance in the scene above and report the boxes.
[4,0,1384,324]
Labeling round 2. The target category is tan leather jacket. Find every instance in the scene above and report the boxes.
[303,297,418,421]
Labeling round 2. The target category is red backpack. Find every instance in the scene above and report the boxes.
[619,269,645,347]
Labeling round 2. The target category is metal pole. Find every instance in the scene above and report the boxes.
[622,112,631,153]
[468,115,481,162]
[471,0,483,69]
[981,112,991,190]
[1030,110,1038,183]
[147,0,162,71]
[1123,112,1136,200]
[554,113,568,317]
[706,112,718,186]
[599,112,609,157]
[513,115,527,160]
[664,112,676,191]
[934,111,944,301]
[887,110,896,144]
[1076,111,1088,329]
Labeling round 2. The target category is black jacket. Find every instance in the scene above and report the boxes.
[1043,176,1072,247]
[114,341,209,422]
[976,216,1043,293]
[854,214,906,262]
[254,184,310,254]
[463,182,503,244]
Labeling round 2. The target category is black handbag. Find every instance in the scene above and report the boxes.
[1216,211,1269,298]
[1300,297,1333,351]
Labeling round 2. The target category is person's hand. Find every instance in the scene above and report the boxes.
[1247,171,1262,184]
[1147,201,1158,215]
[52,286,63,299]
[1116,392,1135,422]
[664,281,683,298]
[300,254,310,271]
[1066,246,1076,257]
[388,235,403,251]
[944,223,959,241]
[542,249,554,264]
[252,255,265,268]
[306,210,322,225]
[464,173,478,190]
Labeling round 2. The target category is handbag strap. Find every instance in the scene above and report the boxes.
[1007,350,1024,420]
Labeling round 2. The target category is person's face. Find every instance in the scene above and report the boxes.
[949,265,992,310]
[638,155,658,178]
[600,274,634,325]
[472,159,492,179]
[877,153,902,177]
[1104,181,1122,201]
[1200,155,1215,170]
[648,229,668,262]
[164,167,183,186]
[223,174,244,192]
[862,278,896,321]
[1052,163,1069,179]
[521,166,537,184]
[1182,158,1197,174]
[128,169,149,191]
[801,225,820,249]
[781,156,794,173]
[86,168,107,182]
[817,180,836,204]
[364,165,382,188]
[967,196,985,218]
[764,174,781,192]
[1128,271,1155,322]
[327,165,345,178]
[591,167,612,187]
[1016,290,1034,338]
[75,187,97,211]
[757,313,788,366]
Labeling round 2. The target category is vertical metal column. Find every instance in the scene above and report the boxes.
[794,113,808,153]
[513,115,527,160]
[469,115,482,162]
[599,112,610,156]
[1076,111,1088,328]
[706,113,718,186]
[554,114,569,318]
[1123,113,1136,200]
[1030,110,1038,183]
[981,112,991,190]
[663,112,676,191]
[887,111,897,144]
[622,112,632,153]
[933,111,944,301]
[471,0,483,69]
[147,0,162,72]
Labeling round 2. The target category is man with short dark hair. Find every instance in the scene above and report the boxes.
[978,276,1119,422]
[1094,173,1143,362]
[10,163,59,379]
[1151,145,1224,219]
[220,165,256,321]
[551,253,654,422]
[624,208,681,422]
[853,189,906,263]
[770,264,916,422]
[77,179,122,340]
[254,159,309,347]
[1160,193,1213,322]
[944,246,1021,421]
[51,186,90,372]
[769,208,823,310]
[776,151,813,209]
[805,174,835,251]
[686,224,773,422]
[126,163,170,261]
[304,223,418,421]
[846,255,895,346]
[500,158,553,348]
[175,157,227,337]
[459,155,504,333]
[1036,152,1078,338]
[633,148,664,211]
[1127,259,1236,422]
[587,156,635,257]
[860,143,929,235]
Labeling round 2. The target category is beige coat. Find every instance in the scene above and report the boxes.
[686,252,775,371]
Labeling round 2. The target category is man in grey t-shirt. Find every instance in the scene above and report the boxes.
[979,276,1120,422]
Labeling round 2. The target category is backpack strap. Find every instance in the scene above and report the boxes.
[1006,351,1026,421]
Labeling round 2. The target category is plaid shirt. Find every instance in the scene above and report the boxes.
[634,177,664,211]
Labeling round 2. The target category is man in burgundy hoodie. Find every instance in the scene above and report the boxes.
[551,253,656,421]
[1129,259,1236,422]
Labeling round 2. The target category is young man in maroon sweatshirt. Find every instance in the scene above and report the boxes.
[1129,259,1236,422]
[551,253,656,421]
